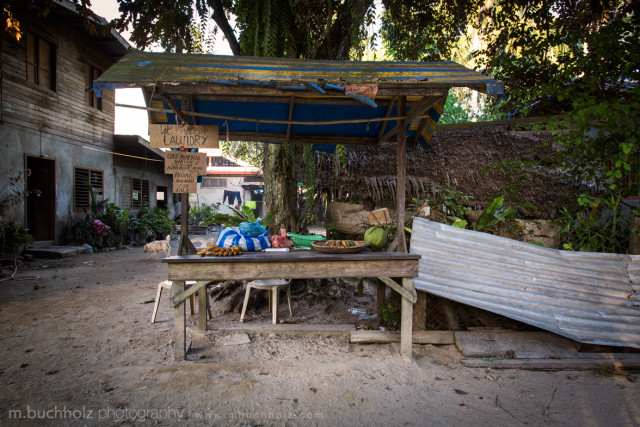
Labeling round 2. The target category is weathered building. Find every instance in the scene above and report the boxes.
[0,1,173,243]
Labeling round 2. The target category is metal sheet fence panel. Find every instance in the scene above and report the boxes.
[410,217,640,348]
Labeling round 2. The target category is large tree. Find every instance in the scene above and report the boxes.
[115,0,376,231]
[381,0,640,201]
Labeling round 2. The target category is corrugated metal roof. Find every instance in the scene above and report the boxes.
[94,51,503,150]
[94,50,502,92]
[411,218,640,348]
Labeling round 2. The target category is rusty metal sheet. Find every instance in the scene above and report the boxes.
[410,217,640,348]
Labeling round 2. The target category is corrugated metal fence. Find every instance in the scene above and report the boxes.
[411,217,640,348]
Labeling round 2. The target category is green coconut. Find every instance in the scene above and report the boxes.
[364,226,388,251]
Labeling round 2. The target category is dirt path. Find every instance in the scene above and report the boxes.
[0,247,638,426]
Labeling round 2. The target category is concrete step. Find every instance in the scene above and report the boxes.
[24,245,92,259]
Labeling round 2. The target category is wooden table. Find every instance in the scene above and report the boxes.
[162,251,421,360]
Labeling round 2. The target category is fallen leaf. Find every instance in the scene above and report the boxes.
[259,371,268,375]
[454,389,468,395]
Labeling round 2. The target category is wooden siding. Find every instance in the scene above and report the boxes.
[1,13,117,149]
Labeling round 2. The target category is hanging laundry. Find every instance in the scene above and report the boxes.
[222,190,242,205]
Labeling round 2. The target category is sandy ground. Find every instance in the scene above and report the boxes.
[0,239,639,426]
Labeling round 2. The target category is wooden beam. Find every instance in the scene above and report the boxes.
[160,93,404,107]
[162,95,189,124]
[350,330,455,345]
[156,83,449,98]
[411,117,428,145]
[462,357,640,370]
[227,132,379,145]
[379,276,416,303]
[378,95,440,144]
[377,96,397,139]
[285,96,294,144]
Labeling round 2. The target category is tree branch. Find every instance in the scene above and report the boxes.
[209,0,242,55]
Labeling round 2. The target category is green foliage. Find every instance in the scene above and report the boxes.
[0,221,34,256]
[203,204,275,229]
[72,182,174,249]
[189,204,217,225]
[220,140,263,168]
[556,193,631,253]
[439,89,507,124]
[380,0,482,62]
[380,299,400,328]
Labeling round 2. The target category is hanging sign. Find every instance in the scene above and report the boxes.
[150,124,219,149]
[172,172,198,193]
[164,151,207,174]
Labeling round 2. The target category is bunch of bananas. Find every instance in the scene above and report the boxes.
[197,244,243,257]
[325,240,357,247]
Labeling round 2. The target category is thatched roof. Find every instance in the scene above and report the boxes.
[315,123,579,216]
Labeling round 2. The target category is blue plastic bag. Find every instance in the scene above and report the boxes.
[216,227,271,251]
[239,221,266,237]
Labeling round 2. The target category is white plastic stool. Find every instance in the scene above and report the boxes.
[239,279,293,324]
[151,280,211,323]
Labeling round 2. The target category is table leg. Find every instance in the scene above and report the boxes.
[377,281,386,328]
[400,277,414,358]
[272,287,279,325]
[173,280,186,360]
[198,281,207,331]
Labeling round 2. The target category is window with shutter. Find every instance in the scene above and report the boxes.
[122,177,150,209]
[26,32,56,91]
[201,177,227,188]
[86,64,102,110]
[74,168,104,210]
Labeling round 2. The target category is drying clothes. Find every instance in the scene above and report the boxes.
[222,190,242,205]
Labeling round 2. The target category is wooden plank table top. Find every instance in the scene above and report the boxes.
[162,250,420,360]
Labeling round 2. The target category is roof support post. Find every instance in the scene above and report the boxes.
[286,96,294,143]
[163,95,189,124]
[388,95,408,253]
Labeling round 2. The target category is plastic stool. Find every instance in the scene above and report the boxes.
[239,279,293,324]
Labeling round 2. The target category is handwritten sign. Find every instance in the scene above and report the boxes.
[165,152,207,174]
[150,124,219,149]
[173,172,198,193]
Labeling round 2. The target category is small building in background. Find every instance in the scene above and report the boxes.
[189,150,262,218]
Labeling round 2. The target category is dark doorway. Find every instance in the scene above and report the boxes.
[25,156,56,241]
[156,186,168,209]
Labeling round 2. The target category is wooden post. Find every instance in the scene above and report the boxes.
[413,290,427,330]
[395,96,408,253]
[173,280,186,360]
[178,194,197,255]
[400,277,414,358]
[198,281,207,331]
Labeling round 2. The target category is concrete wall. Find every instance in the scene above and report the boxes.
[0,123,115,243]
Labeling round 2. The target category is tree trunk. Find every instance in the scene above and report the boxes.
[263,143,300,232]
